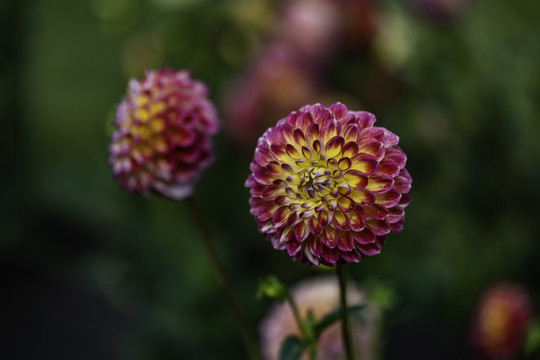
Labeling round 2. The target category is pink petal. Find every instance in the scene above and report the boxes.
[363,205,389,221]
[321,227,338,248]
[320,119,341,142]
[305,123,320,144]
[343,124,361,143]
[340,249,361,263]
[333,211,350,231]
[378,158,400,177]
[285,144,300,159]
[390,219,404,233]
[325,136,345,158]
[365,174,394,194]
[358,138,385,160]
[350,189,375,206]
[293,129,306,146]
[355,111,377,129]
[343,170,368,189]
[321,247,340,265]
[387,207,404,223]
[294,221,310,242]
[394,168,412,194]
[375,190,402,207]
[337,231,354,251]
[337,196,355,212]
[366,219,390,236]
[348,208,366,231]
[253,167,274,185]
[257,202,278,222]
[308,236,323,257]
[272,206,289,228]
[351,228,375,245]
[385,146,407,168]
[286,241,302,256]
[350,153,379,176]
[342,141,359,158]
[329,102,347,119]
[308,216,323,235]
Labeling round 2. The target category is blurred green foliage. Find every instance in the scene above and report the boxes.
[1,0,540,359]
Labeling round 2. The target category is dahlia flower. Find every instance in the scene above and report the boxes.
[471,282,532,360]
[260,276,379,360]
[245,103,411,266]
[109,69,218,199]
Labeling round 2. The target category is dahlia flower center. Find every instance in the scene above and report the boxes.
[298,166,334,198]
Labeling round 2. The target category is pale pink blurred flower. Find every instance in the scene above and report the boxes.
[275,0,341,60]
[223,45,322,147]
[260,277,380,360]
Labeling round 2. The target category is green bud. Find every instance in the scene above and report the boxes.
[257,275,288,302]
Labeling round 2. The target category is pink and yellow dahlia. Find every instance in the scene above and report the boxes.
[245,103,411,266]
[109,69,218,199]
[471,282,532,360]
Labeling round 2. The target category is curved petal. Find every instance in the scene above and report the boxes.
[350,189,375,206]
[343,170,368,189]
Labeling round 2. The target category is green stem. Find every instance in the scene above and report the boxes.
[337,263,355,360]
[186,197,260,360]
[286,291,316,360]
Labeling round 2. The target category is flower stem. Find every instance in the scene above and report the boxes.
[286,291,316,360]
[337,263,355,360]
[186,197,259,360]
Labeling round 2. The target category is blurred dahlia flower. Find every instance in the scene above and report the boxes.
[260,276,379,360]
[275,0,340,60]
[245,103,411,266]
[471,282,532,360]
[109,69,218,199]
[224,45,322,147]
[407,0,470,20]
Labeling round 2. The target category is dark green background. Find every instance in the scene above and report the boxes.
[1,0,539,359]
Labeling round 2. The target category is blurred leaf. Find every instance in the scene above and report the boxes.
[279,335,305,360]
[304,309,316,343]
[314,304,366,337]
[525,320,540,355]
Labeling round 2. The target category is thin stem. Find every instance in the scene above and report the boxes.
[337,263,355,360]
[286,291,316,360]
[186,197,260,360]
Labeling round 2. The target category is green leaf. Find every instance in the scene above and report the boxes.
[314,304,367,337]
[279,335,306,360]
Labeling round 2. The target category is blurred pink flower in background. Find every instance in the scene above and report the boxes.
[222,0,399,147]
[260,276,380,360]
[274,0,340,61]
[407,0,471,20]
[109,69,218,199]
[223,44,323,147]
[471,282,532,360]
